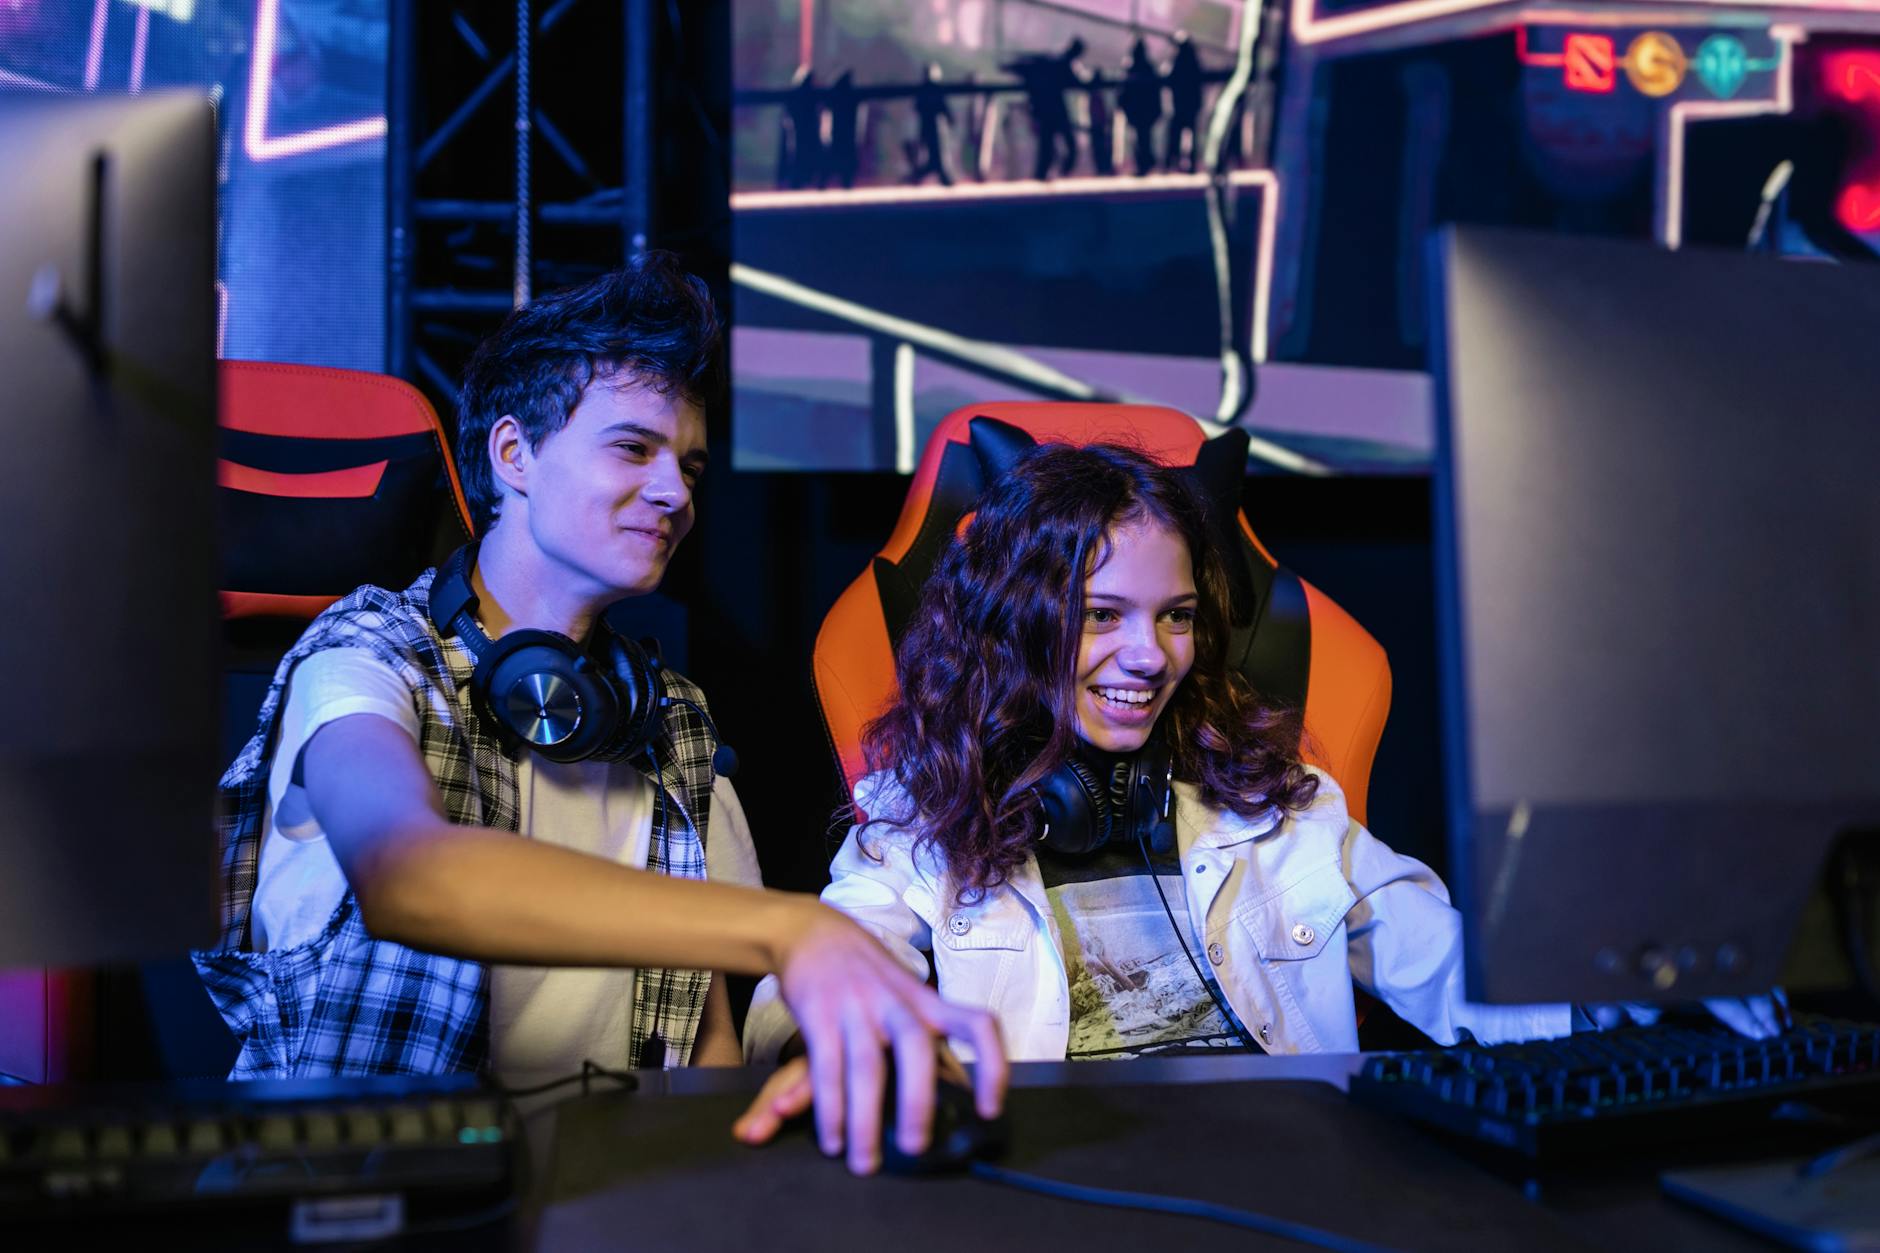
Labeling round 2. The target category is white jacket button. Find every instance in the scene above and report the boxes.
[1291,923,1315,946]
[1206,942,1224,965]
[948,913,971,936]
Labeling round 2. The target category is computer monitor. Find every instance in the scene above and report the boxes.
[1430,226,1880,1006]
[0,90,220,968]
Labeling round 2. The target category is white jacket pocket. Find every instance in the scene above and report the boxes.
[1239,860,1356,963]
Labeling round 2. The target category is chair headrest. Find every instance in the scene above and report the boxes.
[217,362,473,621]
[868,412,1310,716]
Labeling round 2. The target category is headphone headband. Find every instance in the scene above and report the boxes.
[1034,734,1174,857]
[428,543,492,656]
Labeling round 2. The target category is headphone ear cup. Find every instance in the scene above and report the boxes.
[587,628,667,762]
[474,629,618,763]
[1034,756,1113,855]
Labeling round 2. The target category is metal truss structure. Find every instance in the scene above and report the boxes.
[386,0,670,417]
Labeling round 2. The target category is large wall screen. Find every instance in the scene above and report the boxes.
[1,0,387,370]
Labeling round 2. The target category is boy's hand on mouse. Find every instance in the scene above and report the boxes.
[733,1041,986,1174]
[735,901,1006,1176]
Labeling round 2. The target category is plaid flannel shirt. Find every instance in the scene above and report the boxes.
[192,568,715,1079]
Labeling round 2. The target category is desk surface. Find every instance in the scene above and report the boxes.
[523,1055,1784,1252]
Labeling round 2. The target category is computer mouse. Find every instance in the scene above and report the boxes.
[805,1061,1009,1175]
[879,1069,1009,1175]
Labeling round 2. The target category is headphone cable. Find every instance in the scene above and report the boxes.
[661,694,740,778]
[1137,823,1262,1053]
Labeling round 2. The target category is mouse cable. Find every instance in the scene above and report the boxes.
[965,1161,1401,1253]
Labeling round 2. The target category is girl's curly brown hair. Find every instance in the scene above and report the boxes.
[862,441,1319,900]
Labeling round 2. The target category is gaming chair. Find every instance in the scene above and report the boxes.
[811,402,1393,828]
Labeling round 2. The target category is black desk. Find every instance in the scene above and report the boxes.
[521,1056,1783,1251]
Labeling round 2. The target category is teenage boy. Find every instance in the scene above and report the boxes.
[195,255,1002,1175]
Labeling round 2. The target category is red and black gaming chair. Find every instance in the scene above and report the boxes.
[0,362,473,1085]
[812,402,1393,828]
[214,361,474,769]
[217,360,474,622]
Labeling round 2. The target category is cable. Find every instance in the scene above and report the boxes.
[649,742,669,867]
[513,0,532,307]
[382,1194,521,1238]
[1137,823,1262,1053]
[966,1162,1401,1253]
[663,693,740,777]
[499,1058,639,1100]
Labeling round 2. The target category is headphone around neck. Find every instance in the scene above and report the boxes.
[1032,736,1176,857]
[1032,733,1261,1051]
[428,544,735,774]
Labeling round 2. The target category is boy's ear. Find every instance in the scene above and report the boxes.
[489,415,530,496]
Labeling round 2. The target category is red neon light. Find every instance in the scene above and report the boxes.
[1517,28,1617,94]
[1515,27,1565,68]
[1838,183,1880,231]
[1820,51,1880,232]
[1825,51,1880,104]
[1564,33,1617,94]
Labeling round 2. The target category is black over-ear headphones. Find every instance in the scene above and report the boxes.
[1032,736,1175,857]
[1033,734,1261,1051]
[428,544,736,774]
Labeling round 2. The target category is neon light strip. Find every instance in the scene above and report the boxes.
[1514,25,1566,66]
[243,0,388,161]
[1293,0,1880,47]
[731,169,1267,210]
[1292,0,1502,46]
[892,342,916,475]
[129,7,150,94]
[1662,23,1800,248]
[83,0,108,92]
[733,170,1281,364]
[0,68,59,91]
[732,260,1104,398]
[1252,171,1278,366]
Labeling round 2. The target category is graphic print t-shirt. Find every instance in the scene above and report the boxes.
[1037,835,1259,1060]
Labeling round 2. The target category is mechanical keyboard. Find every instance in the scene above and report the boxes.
[0,1073,516,1237]
[1348,1016,1880,1159]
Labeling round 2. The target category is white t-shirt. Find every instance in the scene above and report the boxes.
[250,648,761,1087]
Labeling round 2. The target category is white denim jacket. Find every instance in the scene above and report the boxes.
[745,767,1571,1062]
